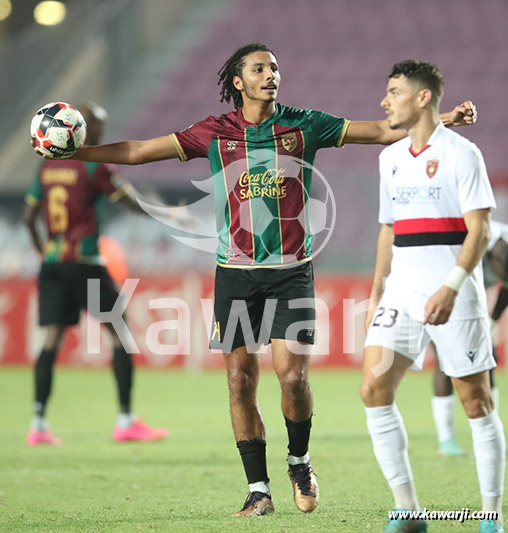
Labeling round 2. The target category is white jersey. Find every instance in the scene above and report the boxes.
[378,122,496,321]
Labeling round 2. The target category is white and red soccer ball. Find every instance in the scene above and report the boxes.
[30,102,87,159]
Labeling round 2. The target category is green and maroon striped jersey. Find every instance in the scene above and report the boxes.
[172,103,349,268]
[26,160,130,262]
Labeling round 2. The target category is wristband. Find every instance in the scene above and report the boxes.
[444,266,469,292]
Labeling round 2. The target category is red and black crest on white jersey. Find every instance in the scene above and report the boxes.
[426,159,439,178]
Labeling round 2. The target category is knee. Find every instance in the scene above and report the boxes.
[359,380,374,405]
[227,368,257,398]
[280,369,308,396]
[359,379,394,407]
[43,328,65,351]
[461,392,494,418]
[42,340,59,352]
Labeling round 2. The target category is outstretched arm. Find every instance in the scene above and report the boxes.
[344,101,477,146]
[34,135,181,165]
[75,135,181,165]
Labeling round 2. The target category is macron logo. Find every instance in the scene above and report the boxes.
[466,350,476,363]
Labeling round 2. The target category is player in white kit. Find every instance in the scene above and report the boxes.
[361,60,505,533]
[430,219,508,457]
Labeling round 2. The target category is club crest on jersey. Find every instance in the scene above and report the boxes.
[426,160,439,178]
[226,141,238,151]
[281,132,297,152]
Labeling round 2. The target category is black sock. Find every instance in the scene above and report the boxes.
[285,415,312,458]
[112,347,133,413]
[237,438,269,486]
[34,349,58,417]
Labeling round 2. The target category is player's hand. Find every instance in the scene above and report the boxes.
[30,138,48,158]
[423,286,458,325]
[449,101,477,127]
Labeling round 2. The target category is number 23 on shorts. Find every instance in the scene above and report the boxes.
[372,307,399,328]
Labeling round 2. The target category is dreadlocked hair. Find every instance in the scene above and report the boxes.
[217,42,275,109]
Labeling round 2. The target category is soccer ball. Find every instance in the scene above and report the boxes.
[30,102,86,159]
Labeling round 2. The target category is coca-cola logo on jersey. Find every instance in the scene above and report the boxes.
[237,168,287,200]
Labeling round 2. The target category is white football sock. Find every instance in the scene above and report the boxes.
[431,395,456,443]
[492,387,500,412]
[116,413,134,428]
[365,404,419,510]
[249,481,270,495]
[30,415,48,431]
[469,410,505,524]
[288,452,310,466]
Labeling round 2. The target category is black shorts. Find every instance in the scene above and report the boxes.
[211,261,316,353]
[38,262,120,326]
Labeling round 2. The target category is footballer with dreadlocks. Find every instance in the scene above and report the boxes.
[34,42,478,517]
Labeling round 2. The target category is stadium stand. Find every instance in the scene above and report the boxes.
[1,0,508,276]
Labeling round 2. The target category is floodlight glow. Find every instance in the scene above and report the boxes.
[0,0,12,22]
[34,1,66,26]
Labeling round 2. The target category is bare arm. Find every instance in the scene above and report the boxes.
[487,237,508,321]
[23,204,44,256]
[491,284,508,322]
[455,208,491,272]
[344,101,477,146]
[424,208,491,325]
[365,223,394,332]
[65,135,181,165]
[488,237,508,281]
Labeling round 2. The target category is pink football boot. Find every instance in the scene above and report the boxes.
[113,419,169,442]
[26,429,62,446]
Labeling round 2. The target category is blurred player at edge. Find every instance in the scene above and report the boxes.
[431,219,507,457]
[362,61,504,533]
[24,102,170,445]
[32,43,476,516]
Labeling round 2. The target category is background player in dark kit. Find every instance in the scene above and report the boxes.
[25,102,170,445]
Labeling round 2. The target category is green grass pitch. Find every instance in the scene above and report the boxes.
[0,367,506,532]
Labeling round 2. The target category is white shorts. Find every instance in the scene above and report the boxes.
[364,296,496,378]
